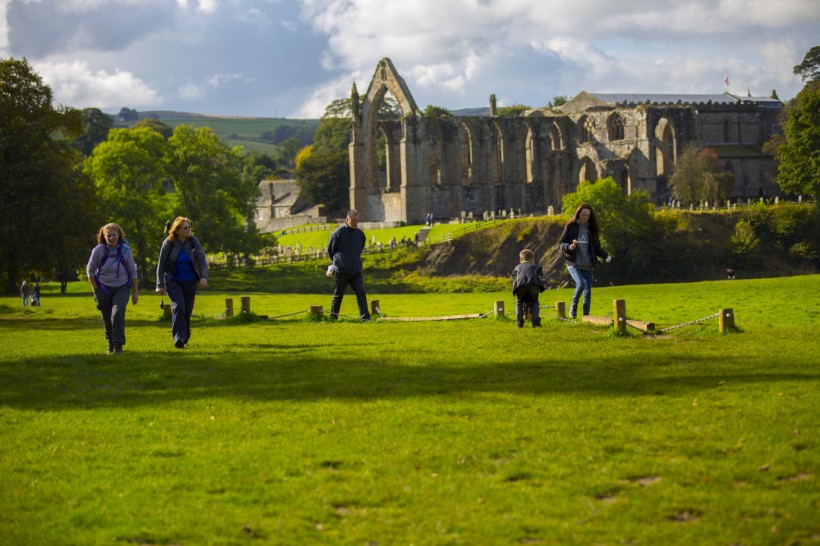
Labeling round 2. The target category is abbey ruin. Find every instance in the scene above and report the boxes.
[349,58,783,225]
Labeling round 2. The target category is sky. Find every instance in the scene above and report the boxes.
[1,0,817,119]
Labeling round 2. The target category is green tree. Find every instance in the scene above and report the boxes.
[295,149,349,215]
[669,144,734,205]
[423,105,452,118]
[496,104,530,117]
[74,107,113,157]
[163,125,265,259]
[132,117,173,140]
[246,151,278,179]
[775,81,820,196]
[83,127,169,282]
[793,46,820,83]
[275,137,303,168]
[562,177,662,281]
[0,58,94,293]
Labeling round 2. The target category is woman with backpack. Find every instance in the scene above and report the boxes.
[155,217,208,349]
[86,223,139,354]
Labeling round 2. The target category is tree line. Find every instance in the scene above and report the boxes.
[1,58,274,294]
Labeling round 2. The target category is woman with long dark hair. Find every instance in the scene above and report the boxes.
[559,203,611,319]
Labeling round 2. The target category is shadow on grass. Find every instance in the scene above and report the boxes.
[0,349,816,411]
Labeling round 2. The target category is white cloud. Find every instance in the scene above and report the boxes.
[34,60,163,109]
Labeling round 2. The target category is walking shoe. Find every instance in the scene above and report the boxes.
[175,339,185,349]
[111,342,123,355]
[107,342,114,354]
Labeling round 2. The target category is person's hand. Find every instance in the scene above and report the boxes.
[156,287,165,295]
[199,278,208,289]
[606,255,612,263]
[570,239,577,250]
[132,291,139,305]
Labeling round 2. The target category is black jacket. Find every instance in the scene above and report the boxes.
[558,222,609,267]
[327,226,366,275]
[512,262,546,294]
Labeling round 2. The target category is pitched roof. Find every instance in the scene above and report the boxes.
[560,91,782,112]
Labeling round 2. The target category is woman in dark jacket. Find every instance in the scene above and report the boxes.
[156,217,208,349]
[559,203,611,318]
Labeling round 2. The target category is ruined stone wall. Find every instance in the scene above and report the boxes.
[350,58,782,225]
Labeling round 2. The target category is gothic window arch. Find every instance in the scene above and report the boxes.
[577,115,594,143]
[607,113,625,141]
[549,123,564,151]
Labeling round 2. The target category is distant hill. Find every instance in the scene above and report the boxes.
[108,111,320,155]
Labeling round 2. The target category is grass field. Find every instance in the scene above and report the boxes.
[0,276,817,545]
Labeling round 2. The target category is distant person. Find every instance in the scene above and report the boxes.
[726,267,736,280]
[559,203,611,319]
[20,280,30,308]
[156,217,209,349]
[512,249,545,328]
[87,223,139,355]
[32,282,41,307]
[327,209,370,321]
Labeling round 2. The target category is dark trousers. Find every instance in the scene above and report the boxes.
[514,285,541,327]
[96,283,131,344]
[166,279,198,344]
[330,271,370,320]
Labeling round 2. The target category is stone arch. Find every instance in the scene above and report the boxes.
[578,156,599,184]
[654,116,676,178]
[607,112,625,141]
[458,120,475,187]
[549,122,565,151]
[524,121,545,184]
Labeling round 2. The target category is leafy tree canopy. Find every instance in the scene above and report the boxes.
[423,105,452,118]
[669,144,735,205]
[496,104,530,117]
[775,81,820,196]
[0,57,94,293]
[793,45,820,82]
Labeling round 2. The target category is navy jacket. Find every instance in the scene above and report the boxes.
[327,226,366,275]
[512,262,546,294]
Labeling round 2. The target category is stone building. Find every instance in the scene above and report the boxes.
[254,179,326,233]
[350,58,783,225]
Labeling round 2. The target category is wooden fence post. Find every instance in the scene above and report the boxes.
[494,301,505,318]
[555,301,566,319]
[163,304,171,319]
[241,296,251,314]
[613,299,627,335]
[371,299,380,316]
[719,308,734,332]
[309,305,323,320]
[225,298,234,318]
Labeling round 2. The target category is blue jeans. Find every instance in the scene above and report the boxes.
[166,279,198,344]
[567,266,594,317]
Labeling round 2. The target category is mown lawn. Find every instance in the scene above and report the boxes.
[0,276,817,545]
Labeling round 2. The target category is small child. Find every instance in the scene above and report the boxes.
[511,249,546,328]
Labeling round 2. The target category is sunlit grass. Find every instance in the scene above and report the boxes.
[0,276,817,545]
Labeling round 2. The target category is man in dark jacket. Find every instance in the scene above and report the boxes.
[327,209,371,321]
